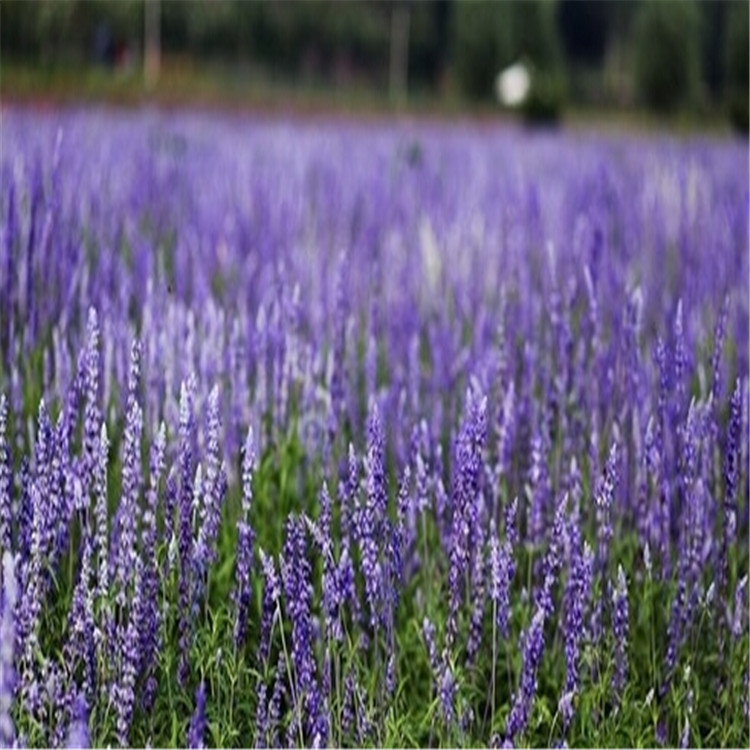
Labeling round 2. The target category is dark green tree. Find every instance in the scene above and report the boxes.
[726,0,749,133]
[633,0,701,113]
[451,1,512,100]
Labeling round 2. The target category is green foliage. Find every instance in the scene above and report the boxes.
[522,68,568,126]
[452,2,513,100]
[633,0,701,113]
[452,0,567,107]
[726,1,749,134]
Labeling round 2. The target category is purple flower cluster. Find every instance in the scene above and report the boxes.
[0,109,747,748]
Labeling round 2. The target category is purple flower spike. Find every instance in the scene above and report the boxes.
[141,422,167,710]
[282,515,322,744]
[0,396,12,557]
[612,564,629,699]
[536,493,568,620]
[359,401,387,633]
[178,381,195,687]
[258,549,280,665]
[447,386,487,649]
[505,607,546,745]
[194,386,226,614]
[82,307,100,497]
[439,659,457,728]
[115,340,143,609]
[0,551,18,748]
[233,426,256,649]
[561,531,594,730]
[187,681,207,749]
[65,692,90,749]
[489,518,513,640]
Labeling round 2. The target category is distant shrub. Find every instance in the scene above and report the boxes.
[522,67,567,125]
[452,0,566,114]
[633,0,700,113]
[452,2,511,100]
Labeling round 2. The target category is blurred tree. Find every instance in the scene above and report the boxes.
[511,0,562,71]
[726,0,749,133]
[451,1,512,99]
[511,1,567,123]
[633,0,700,113]
[558,0,610,65]
[698,1,728,102]
[408,3,447,88]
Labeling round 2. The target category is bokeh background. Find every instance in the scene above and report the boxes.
[1,0,748,133]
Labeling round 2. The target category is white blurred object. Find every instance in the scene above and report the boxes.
[495,62,531,107]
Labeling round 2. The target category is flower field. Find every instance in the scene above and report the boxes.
[0,109,748,748]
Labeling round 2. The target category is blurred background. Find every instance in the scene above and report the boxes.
[1,0,748,133]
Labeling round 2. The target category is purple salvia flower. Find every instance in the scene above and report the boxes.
[66,524,96,698]
[489,518,513,640]
[591,444,618,651]
[536,493,568,619]
[65,692,90,749]
[673,300,686,417]
[0,552,18,747]
[116,556,143,747]
[16,459,31,570]
[393,465,411,593]
[233,427,256,649]
[19,481,45,717]
[710,295,728,407]
[93,422,114,688]
[50,413,71,563]
[663,575,687,699]
[561,534,593,730]
[505,606,546,745]
[720,380,741,604]
[267,655,285,748]
[527,431,551,549]
[316,483,342,642]
[178,381,195,686]
[0,396,11,557]
[466,521,486,665]
[359,401,386,632]
[439,658,457,728]
[254,680,268,749]
[141,422,166,710]
[595,443,618,574]
[656,717,667,746]
[115,340,143,609]
[679,686,694,749]
[282,515,321,744]
[258,549,280,665]
[354,679,372,746]
[187,681,207,749]
[731,574,748,640]
[341,442,358,547]
[422,618,440,674]
[339,445,362,629]
[341,669,357,740]
[32,399,54,559]
[446,387,487,649]
[612,564,629,700]
[193,386,225,614]
[82,307,100,497]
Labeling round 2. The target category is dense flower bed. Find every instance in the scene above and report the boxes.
[0,110,748,748]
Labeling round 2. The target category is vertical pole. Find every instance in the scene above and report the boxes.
[145,0,161,91]
[389,2,410,105]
